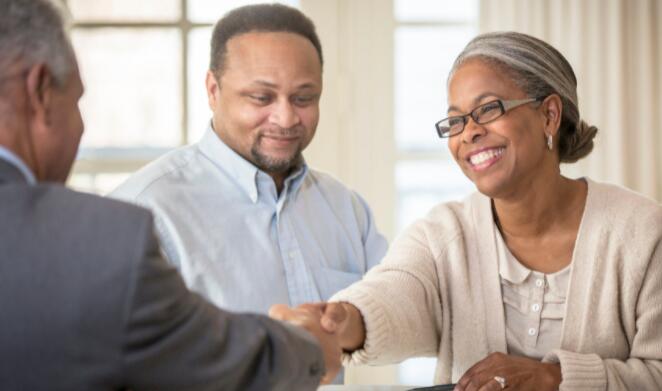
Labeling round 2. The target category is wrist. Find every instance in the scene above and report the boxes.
[339,302,366,352]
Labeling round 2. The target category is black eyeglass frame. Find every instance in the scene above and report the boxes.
[435,96,546,138]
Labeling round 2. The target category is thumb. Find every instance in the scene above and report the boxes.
[320,302,347,333]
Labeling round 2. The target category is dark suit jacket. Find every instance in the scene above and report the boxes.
[0,159,323,390]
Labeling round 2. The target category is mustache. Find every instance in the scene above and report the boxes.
[257,126,304,138]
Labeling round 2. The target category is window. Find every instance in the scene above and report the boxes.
[66,0,297,194]
[393,0,478,385]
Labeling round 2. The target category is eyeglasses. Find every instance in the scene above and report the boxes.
[435,97,545,138]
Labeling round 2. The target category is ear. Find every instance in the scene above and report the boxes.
[205,70,220,110]
[540,94,563,138]
[24,63,55,130]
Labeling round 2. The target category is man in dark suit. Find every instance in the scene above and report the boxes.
[0,0,340,389]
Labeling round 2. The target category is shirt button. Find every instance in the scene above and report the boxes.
[532,303,541,312]
[535,279,544,288]
[528,327,537,336]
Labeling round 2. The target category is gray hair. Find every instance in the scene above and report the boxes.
[449,31,598,163]
[0,0,74,88]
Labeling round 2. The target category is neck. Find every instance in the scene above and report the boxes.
[266,157,302,196]
[271,172,287,195]
[0,89,41,181]
[0,126,37,173]
[493,174,587,238]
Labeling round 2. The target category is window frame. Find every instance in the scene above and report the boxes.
[66,0,215,179]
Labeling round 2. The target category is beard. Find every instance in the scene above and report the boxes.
[250,127,304,174]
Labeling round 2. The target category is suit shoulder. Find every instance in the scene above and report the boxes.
[38,184,154,230]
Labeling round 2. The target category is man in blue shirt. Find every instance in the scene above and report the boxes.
[112,4,387,315]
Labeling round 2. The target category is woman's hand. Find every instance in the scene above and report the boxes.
[455,352,561,391]
[316,302,366,352]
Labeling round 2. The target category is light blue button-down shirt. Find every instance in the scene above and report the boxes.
[0,145,36,185]
[112,126,388,314]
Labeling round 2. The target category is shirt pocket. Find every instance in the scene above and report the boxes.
[540,301,566,320]
[312,266,362,300]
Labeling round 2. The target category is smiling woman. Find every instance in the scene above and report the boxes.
[271,31,662,391]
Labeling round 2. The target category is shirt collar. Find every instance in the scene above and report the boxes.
[494,224,531,284]
[196,123,308,203]
[282,160,308,199]
[0,145,37,185]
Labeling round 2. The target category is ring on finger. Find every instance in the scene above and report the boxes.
[493,375,507,389]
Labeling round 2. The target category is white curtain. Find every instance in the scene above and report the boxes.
[480,0,662,202]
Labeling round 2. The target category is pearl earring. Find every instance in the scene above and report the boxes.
[547,134,553,151]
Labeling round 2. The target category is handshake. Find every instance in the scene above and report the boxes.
[269,302,366,384]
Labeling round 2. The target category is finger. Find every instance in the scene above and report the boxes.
[456,362,484,390]
[320,302,347,332]
[297,302,326,317]
[461,375,502,391]
[321,369,337,385]
[269,305,313,327]
[320,356,342,384]
[456,354,499,391]
[298,302,325,310]
[268,304,292,320]
[477,378,502,391]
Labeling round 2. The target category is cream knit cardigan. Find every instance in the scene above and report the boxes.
[332,179,662,390]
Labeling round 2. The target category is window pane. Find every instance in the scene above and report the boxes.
[394,25,475,153]
[188,0,299,23]
[188,27,213,143]
[68,0,180,22]
[394,0,478,22]
[395,160,474,231]
[72,28,182,148]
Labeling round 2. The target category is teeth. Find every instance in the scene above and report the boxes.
[469,148,504,166]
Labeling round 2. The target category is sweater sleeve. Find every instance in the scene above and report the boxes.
[543,238,662,391]
[330,220,448,365]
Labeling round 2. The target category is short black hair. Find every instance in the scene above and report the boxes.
[209,3,323,79]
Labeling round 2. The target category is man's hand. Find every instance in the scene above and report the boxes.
[269,303,342,384]
[455,352,562,391]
